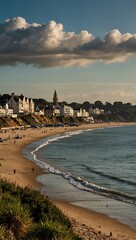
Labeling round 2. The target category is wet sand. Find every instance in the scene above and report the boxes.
[0,122,136,240]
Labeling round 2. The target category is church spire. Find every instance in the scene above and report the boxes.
[53,90,58,107]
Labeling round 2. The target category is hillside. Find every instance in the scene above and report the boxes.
[0,114,86,129]
[0,111,136,130]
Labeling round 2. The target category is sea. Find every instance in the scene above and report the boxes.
[23,125,136,229]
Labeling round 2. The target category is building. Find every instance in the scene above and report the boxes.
[8,93,34,114]
[44,105,60,117]
[54,108,60,116]
[29,98,35,113]
[89,107,104,116]
[74,108,89,118]
[0,106,6,116]
[4,103,14,116]
[0,103,13,117]
[60,104,74,117]
[53,90,58,107]
[35,108,45,116]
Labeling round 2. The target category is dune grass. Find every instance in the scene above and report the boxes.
[0,179,82,240]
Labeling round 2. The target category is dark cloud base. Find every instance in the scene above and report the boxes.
[0,17,136,67]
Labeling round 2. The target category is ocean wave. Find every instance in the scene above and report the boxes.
[83,165,136,186]
[30,128,136,206]
[31,130,84,153]
[31,152,136,205]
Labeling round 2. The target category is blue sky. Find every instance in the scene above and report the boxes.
[0,0,136,103]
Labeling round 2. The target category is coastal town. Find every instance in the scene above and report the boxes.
[0,96,136,240]
[1,91,136,129]
[1,1,136,239]
[0,90,104,126]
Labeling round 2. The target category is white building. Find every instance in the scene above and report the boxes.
[44,105,60,117]
[86,116,95,123]
[54,108,60,116]
[35,110,45,116]
[60,105,74,117]
[4,103,13,116]
[82,109,89,118]
[74,108,89,118]
[8,93,34,114]
[29,98,35,113]
[89,107,104,116]
[0,106,6,116]
[0,104,13,117]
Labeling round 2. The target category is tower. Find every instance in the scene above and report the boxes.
[53,90,58,107]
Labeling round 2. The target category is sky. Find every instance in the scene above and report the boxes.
[0,0,136,104]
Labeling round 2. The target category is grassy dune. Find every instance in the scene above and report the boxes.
[0,179,82,240]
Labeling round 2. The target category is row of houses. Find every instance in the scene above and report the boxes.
[0,92,104,120]
[0,93,35,117]
[45,91,104,119]
[45,104,90,118]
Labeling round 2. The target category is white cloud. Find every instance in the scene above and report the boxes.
[0,17,136,67]
[4,17,29,32]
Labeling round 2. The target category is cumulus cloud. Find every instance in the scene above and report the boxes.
[0,17,136,67]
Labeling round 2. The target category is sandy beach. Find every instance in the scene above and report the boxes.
[0,122,136,240]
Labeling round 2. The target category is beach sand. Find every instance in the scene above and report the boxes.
[0,122,136,240]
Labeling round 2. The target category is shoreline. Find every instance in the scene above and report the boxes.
[0,122,136,240]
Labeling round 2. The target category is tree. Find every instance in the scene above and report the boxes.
[70,102,81,110]
[94,100,103,109]
[105,102,113,112]
[113,101,124,112]
[82,101,91,110]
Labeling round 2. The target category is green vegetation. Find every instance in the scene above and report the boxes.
[0,179,82,240]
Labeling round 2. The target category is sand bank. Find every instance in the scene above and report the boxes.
[0,122,136,240]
